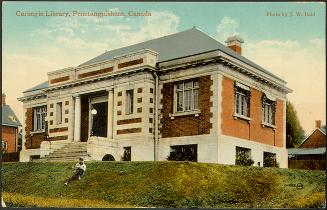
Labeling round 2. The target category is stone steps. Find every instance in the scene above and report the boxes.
[36,142,90,162]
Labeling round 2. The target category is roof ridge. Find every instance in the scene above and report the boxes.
[79,27,196,67]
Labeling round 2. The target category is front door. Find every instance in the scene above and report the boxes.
[90,102,108,137]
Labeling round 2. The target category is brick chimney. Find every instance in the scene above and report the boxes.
[315,120,321,129]
[2,93,6,107]
[225,35,244,55]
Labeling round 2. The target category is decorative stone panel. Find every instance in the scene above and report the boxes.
[117,128,142,134]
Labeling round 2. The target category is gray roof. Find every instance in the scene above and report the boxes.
[288,147,326,155]
[25,27,286,93]
[23,81,48,93]
[79,27,286,83]
[2,105,22,127]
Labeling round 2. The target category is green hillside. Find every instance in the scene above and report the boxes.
[2,161,325,208]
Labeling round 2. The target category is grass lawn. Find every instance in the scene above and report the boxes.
[2,161,326,208]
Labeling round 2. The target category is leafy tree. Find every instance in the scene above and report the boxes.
[286,101,305,148]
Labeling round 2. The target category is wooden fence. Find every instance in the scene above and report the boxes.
[288,159,326,170]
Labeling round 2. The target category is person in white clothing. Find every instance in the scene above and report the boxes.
[64,157,86,185]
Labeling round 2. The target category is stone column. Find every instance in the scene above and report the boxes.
[68,96,75,142]
[107,88,114,139]
[74,95,81,142]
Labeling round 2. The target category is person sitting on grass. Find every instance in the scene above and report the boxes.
[64,157,86,185]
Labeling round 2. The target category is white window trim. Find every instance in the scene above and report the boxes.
[33,106,46,132]
[126,89,134,115]
[233,112,251,122]
[30,130,45,135]
[56,102,63,125]
[262,95,276,128]
[262,121,276,130]
[234,90,250,121]
[173,80,199,114]
[169,110,201,119]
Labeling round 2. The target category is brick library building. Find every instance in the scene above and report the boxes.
[18,27,292,167]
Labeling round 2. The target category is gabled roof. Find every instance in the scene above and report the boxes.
[23,81,49,93]
[79,27,286,83]
[288,147,326,155]
[297,128,326,148]
[2,105,22,127]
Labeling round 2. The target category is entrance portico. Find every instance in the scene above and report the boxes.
[72,88,114,142]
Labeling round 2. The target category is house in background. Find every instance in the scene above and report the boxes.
[18,27,292,167]
[2,93,22,153]
[288,120,326,170]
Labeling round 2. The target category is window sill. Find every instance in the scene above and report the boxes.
[169,110,201,119]
[262,122,276,130]
[233,113,251,123]
[30,130,45,135]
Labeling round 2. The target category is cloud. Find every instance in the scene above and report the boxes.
[29,10,180,52]
[216,16,240,41]
[242,39,325,133]
[4,10,181,124]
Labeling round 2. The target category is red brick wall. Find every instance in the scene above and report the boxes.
[300,130,326,148]
[160,75,213,138]
[2,125,19,153]
[25,108,45,149]
[221,76,284,147]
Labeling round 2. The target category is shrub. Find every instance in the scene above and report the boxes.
[235,152,254,166]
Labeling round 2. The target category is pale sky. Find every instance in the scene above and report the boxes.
[2,2,326,134]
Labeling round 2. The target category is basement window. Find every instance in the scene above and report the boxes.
[33,106,47,131]
[126,89,134,114]
[263,152,278,167]
[175,79,199,113]
[121,146,131,161]
[235,146,253,166]
[168,144,198,162]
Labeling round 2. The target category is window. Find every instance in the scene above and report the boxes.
[262,94,276,125]
[121,147,131,161]
[167,144,198,162]
[33,106,47,131]
[126,89,134,114]
[234,83,251,117]
[263,152,278,167]
[56,102,63,124]
[235,146,253,166]
[175,79,199,112]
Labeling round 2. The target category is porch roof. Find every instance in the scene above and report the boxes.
[288,147,326,155]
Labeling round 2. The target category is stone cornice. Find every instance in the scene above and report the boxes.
[158,51,292,94]
[18,65,157,102]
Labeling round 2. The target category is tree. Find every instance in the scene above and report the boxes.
[286,101,305,148]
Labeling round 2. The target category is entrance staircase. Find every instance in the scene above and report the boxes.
[34,142,91,162]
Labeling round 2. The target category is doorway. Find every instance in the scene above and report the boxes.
[90,102,108,137]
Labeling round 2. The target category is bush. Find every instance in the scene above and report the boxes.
[235,152,254,166]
